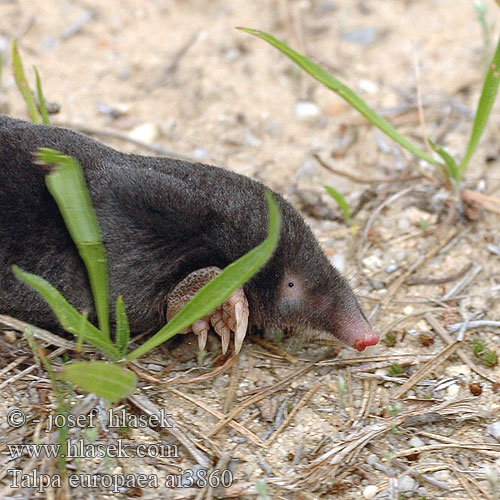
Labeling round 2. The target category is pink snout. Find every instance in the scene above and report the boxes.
[354,330,380,352]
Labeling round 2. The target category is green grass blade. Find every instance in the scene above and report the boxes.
[11,39,41,124]
[428,139,459,181]
[126,191,281,361]
[325,185,351,223]
[34,66,50,125]
[12,266,120,360]
[38,148,110,339]
[59,362,137,403]
[115,296,130,356]
[459,31,500,176]
[239,28,441,169]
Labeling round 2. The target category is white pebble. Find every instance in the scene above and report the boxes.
[487,421,500,442]
[398,475,416,492]
[385,263,398,273]
[446,364,471,377]
[433,470,450,481]
[330,252,345,273]
[362,255,383,271]
[403,306,414,315]
[409,436,425,448]
[129,123,159,144]
[447,384,460,397]
[363,485,378,499]
[295,101,320,121]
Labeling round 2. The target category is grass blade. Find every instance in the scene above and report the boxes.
[38,148,110,339]
[12,266,120,360]
[115,296,130,356]
[11,39,41,124]
[34,66,50,125]
[428,139,459,181]
[239,27,441,169]
[59,362,137,403]
[459,31,500,175]
[126,191,281,361]
[325,185,351,223]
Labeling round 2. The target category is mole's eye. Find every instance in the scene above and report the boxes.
[288,282,294,288]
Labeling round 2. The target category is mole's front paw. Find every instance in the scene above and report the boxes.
[166,266,249,354]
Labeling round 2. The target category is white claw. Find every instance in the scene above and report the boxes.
[198,331,208,351]
[234,302,249,354]
[221,330,230,354]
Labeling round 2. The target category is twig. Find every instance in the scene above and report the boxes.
[249,335,299,364]
[266,383,321,445]
[128,391,210,467]
[358,187,413,263]
[446,320,500,332]
[425,313,498,384]
[166,387,266,447]
[382,227,458,308]
[223,355,241,414]
[392,341,460,399]
[441,262,483,300]
[405,262,473,285]
[60,123,198,161]
[207,349,334,437]
[462,189,500,215]
[314,154,424,184]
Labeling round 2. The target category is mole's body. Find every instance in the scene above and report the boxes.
[0,114,378,352]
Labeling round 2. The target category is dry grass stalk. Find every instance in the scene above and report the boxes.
[265,382,321,446]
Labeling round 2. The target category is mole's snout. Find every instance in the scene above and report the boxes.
[354,329,380,352]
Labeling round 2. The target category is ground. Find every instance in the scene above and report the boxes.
[1,0,500,499]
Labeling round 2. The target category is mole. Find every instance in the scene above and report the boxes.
[0,114,379,354]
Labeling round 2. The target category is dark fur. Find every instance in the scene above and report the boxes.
[0,114,370,345]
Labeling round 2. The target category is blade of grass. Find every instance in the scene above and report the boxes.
[38,148,110,339]
[428,139,459,182]
[239,28,441,169]
[325,185,351,223]
[11,39,41,123]
[59,362,137,403]
[126,191,281,361]
[459,31,500,175]
[115,296,130,357]
[12,266,120,360]
[34,66,50,125]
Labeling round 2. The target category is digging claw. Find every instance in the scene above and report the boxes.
[167,266,250,355]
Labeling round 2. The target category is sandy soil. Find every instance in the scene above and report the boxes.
[1,0,500,499]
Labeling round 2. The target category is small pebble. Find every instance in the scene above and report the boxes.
[403,306,414,315]
[385,263,398,273]
[362,485,378,499]
[398,217,410,231]
[295,101,320,121]
[265,119,283,138]
[446,364,471,377]
[362,255,383,270]
[146,363,164,372]
[330,252,345,274]
[487,243,500,256]
[129,123,159,144]
[486,421,500,442]
[193,147,208,160]
[359,79,378,94]
[446,383,460,397]
[341,27,379,46]
[433,470,449,481]
[409,436,425,448]
[394,250,407,262]
[398,475,416,492]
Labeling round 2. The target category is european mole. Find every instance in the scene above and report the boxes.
[0,114,379,353]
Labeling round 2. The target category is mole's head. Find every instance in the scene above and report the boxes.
[246,203,379,352]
